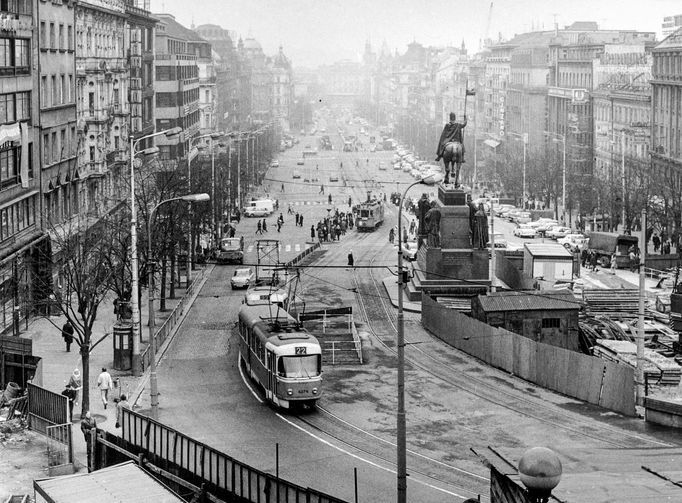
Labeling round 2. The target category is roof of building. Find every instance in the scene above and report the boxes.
[33,461,185,503]
[154,13,206,43]
[524,242,573,258]
[476,291,581,312]
[655,26,682,50]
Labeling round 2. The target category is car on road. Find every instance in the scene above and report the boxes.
[400,240,419,261]
[292,170,301,179]
[558,233,589,250]
[487,231,508,248]
[546,226,571,239]
[513,225,537,238]
[378,162,386,170]
[536,219,559,235]
[511,211,532,224]
[231,267,255,289]
[269,160,279,168]
[329,172,339,182]
[296,159,305,165]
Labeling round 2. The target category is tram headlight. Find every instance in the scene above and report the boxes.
[287,389,293,396]
[312,388,318,395]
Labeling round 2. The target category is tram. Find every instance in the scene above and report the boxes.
[238,304,322,409]
[355,194,385,232]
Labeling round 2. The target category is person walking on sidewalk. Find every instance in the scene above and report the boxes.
[310,225,315,240]
[61,320,74,352]
[115,394,131,429]
[96,367,113,409]
[347,250,355,270]
[256,220,262,234]
[68,368,82,408]
[299,214,304,227]
[262,219,268,233]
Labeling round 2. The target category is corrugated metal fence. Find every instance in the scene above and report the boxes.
[118,407,347,503]
[422,295,635,416]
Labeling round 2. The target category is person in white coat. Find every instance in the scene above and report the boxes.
[96,367,113,409]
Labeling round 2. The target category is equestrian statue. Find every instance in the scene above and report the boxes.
[435,112,467,187]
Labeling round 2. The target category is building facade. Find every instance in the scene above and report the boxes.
[0,0,42,332]
[153,13,203,158]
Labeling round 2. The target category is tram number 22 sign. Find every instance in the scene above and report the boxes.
[295,347,307,355]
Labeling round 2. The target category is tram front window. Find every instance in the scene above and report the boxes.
[278,355,320,378]
[360,210,369,218]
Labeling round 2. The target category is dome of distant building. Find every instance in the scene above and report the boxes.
[242,38,262,51]
[273,45,291,70]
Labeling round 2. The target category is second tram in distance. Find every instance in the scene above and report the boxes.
[355,196,385,232]
[238,304,323,409]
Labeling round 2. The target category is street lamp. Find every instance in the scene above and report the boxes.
[129,126,182,377]
[396,173,442,503]
[187,132,224,286]
[544,131,566,224]
[507,132,528,209]
[147,192,210,419]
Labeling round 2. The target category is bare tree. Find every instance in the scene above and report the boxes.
[34,213,125,418]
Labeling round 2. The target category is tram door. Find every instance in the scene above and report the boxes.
[267,351,277,396]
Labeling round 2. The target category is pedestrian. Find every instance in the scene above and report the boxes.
[295,212,300,226]
[256,220,262,234]
[589,251,598,272]
[310,225,315,240]
[320,184,324,194]
[328,194,332,204]
[281,183,285,192]
[610,253,617,274]
[62,320,75,352]
[278,213,284,225]
[653,233,660,252]
[61,384,77,420]
[629,247,637,272]
[389,227,395,244]
[277,220,282,232]
[347,250,354,269]
[96,367,113,409]
[81,411,97,470]
[68,368,82,407]
[580,248,588,267]
[348,196,352,208]
[262,219,268,232]
[115,394,131,429]
[299,214,304,227]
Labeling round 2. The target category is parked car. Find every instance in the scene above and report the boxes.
[513,225,537,238]
[231,268,255,289]
[296,159,305,165]
[292,170,301,179]
[400,240,419,261]
[269,160,279,168]
[546,226,571,239]
[487,231,508,248]
[536,219,559,235]
[378,162,387,170]
[512,212,532,224]
[558,233,589,250]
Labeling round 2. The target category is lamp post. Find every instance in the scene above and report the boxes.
[129,126,182,377]
[187,132,223,286]
[396,173,442,503]
[507,132,528,209]
[545,132,566,224]
[147,192,210,419]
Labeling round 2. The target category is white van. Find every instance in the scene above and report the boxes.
[243,199,274,217]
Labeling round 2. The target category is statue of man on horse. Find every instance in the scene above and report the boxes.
[435,112,467,187]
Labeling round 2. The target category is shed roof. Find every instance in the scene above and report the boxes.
[476,291,581,312]
[524,242,573,258]
[34,461,184,503]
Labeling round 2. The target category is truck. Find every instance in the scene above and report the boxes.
[215,236,244,264]
[586,232,638,268]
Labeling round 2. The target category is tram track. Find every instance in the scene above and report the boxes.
[350,246,675,450]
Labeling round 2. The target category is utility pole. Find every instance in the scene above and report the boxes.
[621,132,626,231]
[636,208,646,405]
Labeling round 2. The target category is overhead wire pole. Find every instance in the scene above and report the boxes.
[636,208,646,405]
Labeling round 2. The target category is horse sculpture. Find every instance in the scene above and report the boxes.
[441,141,464,187]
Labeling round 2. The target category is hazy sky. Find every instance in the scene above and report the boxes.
[151,0,682,67]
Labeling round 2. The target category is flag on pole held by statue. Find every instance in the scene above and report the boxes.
[466,88,476,96]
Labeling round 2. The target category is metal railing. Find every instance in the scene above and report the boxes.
[119,407,347,503]
[141,268,205,372]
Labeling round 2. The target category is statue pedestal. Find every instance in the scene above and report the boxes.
[405,185,490,301]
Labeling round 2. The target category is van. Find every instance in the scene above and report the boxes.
[243,199,274,217]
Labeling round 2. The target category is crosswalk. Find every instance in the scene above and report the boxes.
[246,243,312,253]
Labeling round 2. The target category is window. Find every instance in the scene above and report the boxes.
[59,24,64,50]
[51,75,56,107]
[88,92,94,114]
[0,147,19,187]
[51,131,57,160]
[67,74,73,103]
[40,76,47,106]
[67,25,73,50]
[60,74,65,104]
[541,318,561,329]
[40,22,46,49]
[89,146,95,162]
[49,22,55,49]
[43,133,49,165]
[60,129,65,159]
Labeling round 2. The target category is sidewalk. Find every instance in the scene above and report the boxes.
[23,270,202,472]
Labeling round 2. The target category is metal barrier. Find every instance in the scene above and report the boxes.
[119,407,347,503]
[46,422,73,475]
[284,242,321,268]
[27,382,69,435]
[141,268,205,372]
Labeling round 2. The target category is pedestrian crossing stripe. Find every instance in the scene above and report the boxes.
[246,243,311,253]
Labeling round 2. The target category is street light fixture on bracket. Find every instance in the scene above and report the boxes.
[129,126,182,377]
[147,192,209,419]
[396,172,442,503]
